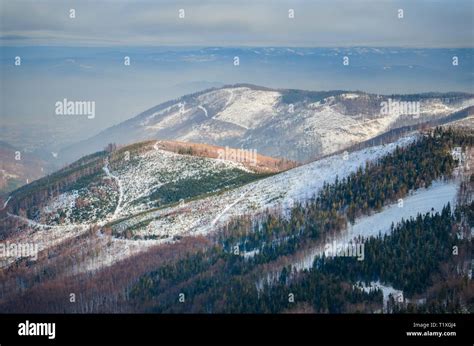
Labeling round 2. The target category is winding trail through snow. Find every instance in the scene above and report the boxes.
[7,211,86,230]
[223,89,234,109]
[198,105,208,117]
[103,159,124,219]
[7,212,56,229]
[2,196,11,210]
[209,193,246,229]
[209,180,263,229]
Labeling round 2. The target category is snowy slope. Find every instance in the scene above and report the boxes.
[67,134,423,273]
[2,141,264,270]
[4,132,465,274]
[293,180,460,272]
[38,143,260,226]
[60,85,474,163]
[112,135,418,241]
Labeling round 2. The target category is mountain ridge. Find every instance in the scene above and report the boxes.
[59,84,474,163]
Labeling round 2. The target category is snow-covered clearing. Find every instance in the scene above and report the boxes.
[214,88,280,129]
[292,180,459,272]
[1,214,87,268]
[103,159,124,218]
[116,135,418,241]
[355,281,404,313]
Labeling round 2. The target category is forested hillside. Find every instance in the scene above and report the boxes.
[1,128,471,313]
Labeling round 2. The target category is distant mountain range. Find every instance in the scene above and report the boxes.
[60,84,474,163]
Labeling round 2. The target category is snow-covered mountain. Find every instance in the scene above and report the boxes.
[0,133,416,272]
[109,135,418,242]
[1,140,273,269]
[6,141,271,226]
[60,84,474,163]
[3,130,471,277]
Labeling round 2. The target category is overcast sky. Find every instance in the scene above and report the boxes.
[1,0,473,48]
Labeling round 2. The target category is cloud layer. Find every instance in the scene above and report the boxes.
[1,0,473,47]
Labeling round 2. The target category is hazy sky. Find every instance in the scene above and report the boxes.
[1,1,473,152]
[1,0,473,48]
